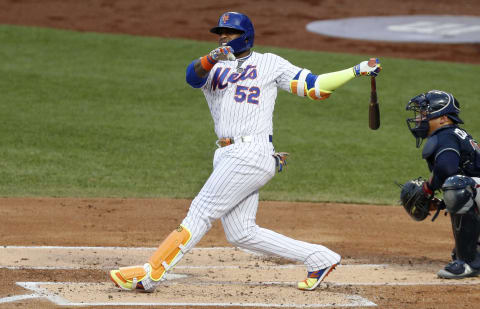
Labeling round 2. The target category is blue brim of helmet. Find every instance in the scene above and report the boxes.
[448,114,464,124]
[210,26,244,34]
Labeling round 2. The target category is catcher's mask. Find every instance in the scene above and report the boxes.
[442,175,477,215]
[210,12,254,54]
[406,90,463,148]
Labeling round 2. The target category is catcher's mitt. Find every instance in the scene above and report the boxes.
[399,178,431,221]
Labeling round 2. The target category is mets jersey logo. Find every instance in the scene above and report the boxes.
[222,14,230,23]
[211,65,258,91]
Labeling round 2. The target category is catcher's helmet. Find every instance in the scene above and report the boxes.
[210,12,254,54]
[442,175,477,214]
[406,90,463,147]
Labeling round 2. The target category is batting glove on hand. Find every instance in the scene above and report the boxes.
[273,152,289,173]
[209,45,236,61]
[353,58,382,77]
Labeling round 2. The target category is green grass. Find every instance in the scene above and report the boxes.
[1,25,479,204]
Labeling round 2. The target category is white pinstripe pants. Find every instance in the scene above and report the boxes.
[181,141,340,271]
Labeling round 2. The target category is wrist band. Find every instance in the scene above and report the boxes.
[423,181,434,197]
[200,55,217,71]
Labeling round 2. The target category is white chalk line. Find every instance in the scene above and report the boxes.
[0,245,387,270]
[14,282,377,308]
[1,245,232,250]
[0,264,388,270]
[0,294,39,304]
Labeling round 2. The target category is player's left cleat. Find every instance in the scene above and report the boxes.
[437,260,480,279]
[109,263,163,292]
[109,265,149,292]
[297,263,338,291]
[109,225,192,292]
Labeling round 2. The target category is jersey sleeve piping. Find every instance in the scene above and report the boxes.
[434,148,460,161]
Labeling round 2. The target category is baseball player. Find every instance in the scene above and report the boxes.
[401,90,480,278]
[110,11,382,292]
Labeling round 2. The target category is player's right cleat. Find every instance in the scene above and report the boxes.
[297,263,338,291]
[437,260,480,279]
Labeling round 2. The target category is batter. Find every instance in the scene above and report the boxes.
[110,11,382,292]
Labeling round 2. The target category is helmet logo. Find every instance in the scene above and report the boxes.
[222,14,230,23]
[210,12,254,53]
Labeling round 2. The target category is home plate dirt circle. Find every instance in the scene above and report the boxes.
[2,246,480,307]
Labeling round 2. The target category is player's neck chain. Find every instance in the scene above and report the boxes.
[236,60,246,73]
[235,52,252,73]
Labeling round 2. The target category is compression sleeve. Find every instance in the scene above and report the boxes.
[290,68,355,100]
[186,60,208,88]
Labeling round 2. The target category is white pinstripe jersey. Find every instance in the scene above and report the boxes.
[200,51,301,139]
[180,50,342,274]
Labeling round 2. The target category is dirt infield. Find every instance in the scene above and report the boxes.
[2,198,480,308]
[1,0,480,308]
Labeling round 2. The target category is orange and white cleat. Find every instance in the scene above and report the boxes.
[297,263,338,291]
[109,264,149,291]
[109,225,192,293]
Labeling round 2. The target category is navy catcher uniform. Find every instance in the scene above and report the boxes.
[405,90,480,278]
[110,11,382,292]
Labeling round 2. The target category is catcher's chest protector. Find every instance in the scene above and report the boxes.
[423,126,480,176]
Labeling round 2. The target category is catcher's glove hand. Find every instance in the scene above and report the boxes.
[429,197,446,222]
[399,178,433,221]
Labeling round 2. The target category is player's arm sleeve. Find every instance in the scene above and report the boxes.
[288,68,355,100]
[274,53,355,101]
[186,60,208,88]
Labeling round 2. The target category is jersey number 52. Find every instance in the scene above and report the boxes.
[234,85,260,104]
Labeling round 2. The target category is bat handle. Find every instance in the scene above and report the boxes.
[370,76,377,103]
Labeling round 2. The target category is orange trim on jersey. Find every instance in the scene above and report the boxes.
[200,55,217,71]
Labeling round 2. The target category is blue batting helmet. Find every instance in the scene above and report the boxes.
[210,12,254,54]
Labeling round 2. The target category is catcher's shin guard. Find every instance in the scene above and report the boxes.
[110,225,191,292]
[451,212,480,263]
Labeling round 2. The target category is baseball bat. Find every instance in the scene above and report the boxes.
[369,76,380,130]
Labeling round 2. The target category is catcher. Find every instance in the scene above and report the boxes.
[401,90,480,278]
